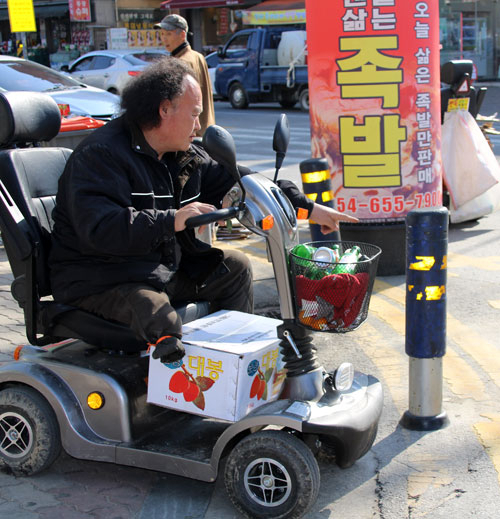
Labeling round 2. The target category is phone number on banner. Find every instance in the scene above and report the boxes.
[336,190,440,215]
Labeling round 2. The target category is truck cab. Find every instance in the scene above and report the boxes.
[215,26,309,111]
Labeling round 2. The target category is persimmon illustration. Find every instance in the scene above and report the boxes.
[183,381,201,402]
[168,365,215,410]
[169,371,189,393]
[256,378,266,400]
[250,375,261,398]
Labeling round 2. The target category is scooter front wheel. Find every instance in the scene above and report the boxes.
[0,386,61,476]
[224,429,320,518]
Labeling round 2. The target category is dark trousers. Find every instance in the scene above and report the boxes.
[71,249,253,344]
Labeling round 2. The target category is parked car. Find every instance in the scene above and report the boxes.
[63,49,168,94]
[205,51,219,97]
[0,55,120,120]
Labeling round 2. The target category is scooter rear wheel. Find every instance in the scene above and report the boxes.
[0,386,61,476]
[224,429,320,518]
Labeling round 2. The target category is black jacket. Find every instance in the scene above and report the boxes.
[50,115,234,303]
[50,116,314,304]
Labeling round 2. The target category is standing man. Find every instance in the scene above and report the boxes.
[154,14,215,136]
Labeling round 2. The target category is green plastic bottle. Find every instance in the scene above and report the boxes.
[333,245,361,274]
[291,244,317,267]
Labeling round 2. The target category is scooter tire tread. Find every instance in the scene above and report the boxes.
[0,386,61,476]
[224,429,320,518]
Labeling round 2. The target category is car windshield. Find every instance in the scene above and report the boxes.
[123,52,166,66]
[206,53,218,68]
[0,59,83,92]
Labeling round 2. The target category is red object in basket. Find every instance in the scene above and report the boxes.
[59,116,106,133]
[295,272,369,328]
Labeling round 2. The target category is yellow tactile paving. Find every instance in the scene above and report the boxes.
[474,414,500,486]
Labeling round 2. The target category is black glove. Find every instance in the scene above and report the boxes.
[151,336,185,363]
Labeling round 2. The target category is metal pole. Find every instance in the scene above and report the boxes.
[299,158,340,242]
[400,207,449,431]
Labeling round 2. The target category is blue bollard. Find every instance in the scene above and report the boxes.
[299,158,341,242]
[400,207,450,431]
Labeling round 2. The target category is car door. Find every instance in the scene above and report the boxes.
[87,55,117,91]
[216,30,259,96]
[68,56,96,85]
[68,55,115,90]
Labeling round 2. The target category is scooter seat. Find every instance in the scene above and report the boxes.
[0,91,211,352]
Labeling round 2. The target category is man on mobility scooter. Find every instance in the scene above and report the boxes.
[49,57,358,363]
[0,56,383,519]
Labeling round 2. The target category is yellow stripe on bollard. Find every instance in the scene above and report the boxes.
[301,169,330,184]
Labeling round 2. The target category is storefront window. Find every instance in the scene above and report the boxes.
[439,0,498,79]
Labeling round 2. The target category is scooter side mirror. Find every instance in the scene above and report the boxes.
[202,125,240,183]
[273,113,290,155]
[272,114,290,182]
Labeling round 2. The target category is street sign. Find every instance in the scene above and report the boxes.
[7,0,36,33]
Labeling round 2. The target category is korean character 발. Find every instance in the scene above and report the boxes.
[416,111,431,129]
[340,114,407,188]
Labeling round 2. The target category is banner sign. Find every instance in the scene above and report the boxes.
[7,0,36,32]
[69,0,91,22]
[306,0,442,222]
[241,9,306,25]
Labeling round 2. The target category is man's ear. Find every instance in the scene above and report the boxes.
[160,100,171,118]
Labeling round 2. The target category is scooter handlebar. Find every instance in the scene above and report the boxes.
[184,206,239,229]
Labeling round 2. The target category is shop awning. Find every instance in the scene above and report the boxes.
[241,0,305,25]
[161,0,245,8]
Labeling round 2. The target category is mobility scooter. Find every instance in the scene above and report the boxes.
[0,91,383,518]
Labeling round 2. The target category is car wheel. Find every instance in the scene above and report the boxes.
[229,82,249,109]
[224,429,320,518]
[299,88,309,112]
[0,386,61,476]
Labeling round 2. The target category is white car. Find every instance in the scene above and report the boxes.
[205,51,219,97]
[63,49,168,94]
[0,55,119,120]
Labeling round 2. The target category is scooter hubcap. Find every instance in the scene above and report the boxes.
[0,412,34,458]
[243,457,292,507]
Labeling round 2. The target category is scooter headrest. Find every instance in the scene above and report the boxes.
[0,91,61,148]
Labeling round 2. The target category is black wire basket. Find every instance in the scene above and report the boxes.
[289,241,381,333]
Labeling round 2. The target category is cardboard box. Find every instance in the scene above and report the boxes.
[147,310,286,422]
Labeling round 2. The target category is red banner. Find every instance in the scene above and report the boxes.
[69,0,91,22]
[305,0,442,222]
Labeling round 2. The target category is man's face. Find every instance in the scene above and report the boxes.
[160,28,185,52]
[159,76,202,153]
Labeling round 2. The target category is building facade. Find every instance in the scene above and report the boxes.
[0,1,499,80]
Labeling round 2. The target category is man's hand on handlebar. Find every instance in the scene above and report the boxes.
[175,201,217,232]
[310,204,359,235]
